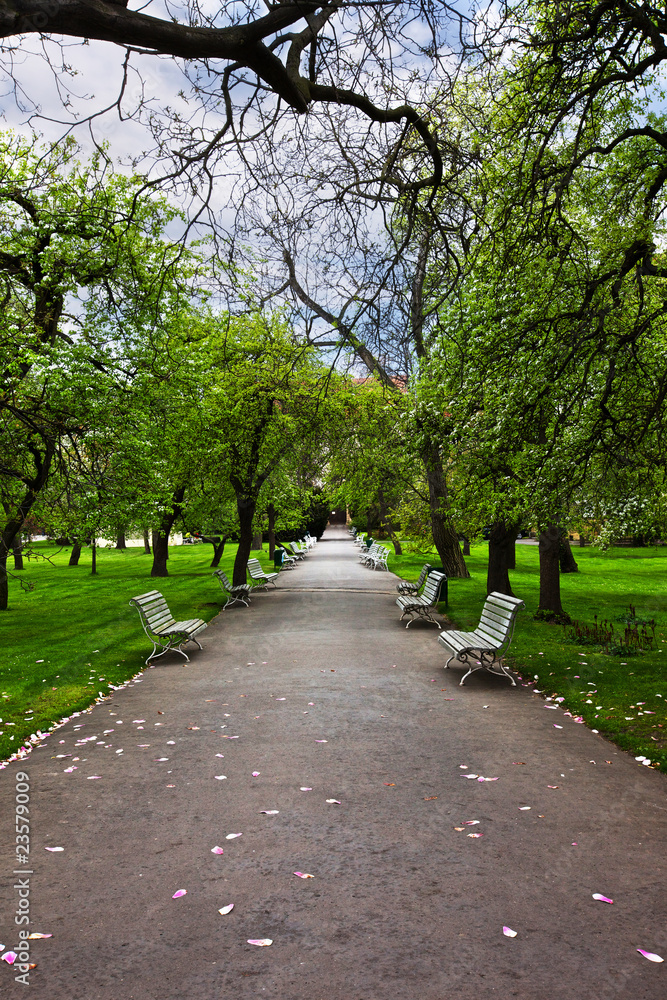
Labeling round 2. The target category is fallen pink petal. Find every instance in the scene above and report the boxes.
[554,724,563,729]
[326,799,341,804]
[247,939,272,947]
[211,846,224,855]
[45,846,64,852]
[503,927,517,938]
[592,894,613,904]
[225,833,242,839]
[293,871,314,878]
[172,890,187,898]
[315,739,328,743]
[27,933,52,939]
[637,949,663,962]
[467,833,483,838]
[218,904,234,915]
[464,820,480,825]
[300,787,312,791]
[1,952,17,964]
[260,810,280,815]
[252,771,261,776]
[87,775,102,780]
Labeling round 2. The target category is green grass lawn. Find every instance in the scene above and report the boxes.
[388,541,667,769]
[3,538,666,770]
[0,542,278,763]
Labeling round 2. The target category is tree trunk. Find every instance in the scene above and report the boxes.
[538,524,569,620]
[487,521,518,596]
[507,537,516,569]
[578,534,587,547]
[204,536,226,568]
[0,443,55,610]
[268,504,276,559]
[151,530,169,577]
[143,529,151,554]
[0,550,7,611]
[115,532,127,550]
[151,486,186,577]
[250,531,263,550]
[69,541,82,566]
[91,540,97,575]
[378,486,402,555]
[422,443,469,578]
[559,536,579,573]
[12,537,24,570]
[232,500,257,586]
[461,536,471,557]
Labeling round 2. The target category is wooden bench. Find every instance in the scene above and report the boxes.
[129,590,207,665]
[288,541,307,560]
[438,592,525,685]
[247,558,279,589]
[212,569,252,609]
[395,571,447,627]
[396,562,432,595]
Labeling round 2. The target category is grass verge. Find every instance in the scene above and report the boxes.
[388,541,667,770]
[0,542,278,764]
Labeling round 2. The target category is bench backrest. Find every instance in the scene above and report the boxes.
[289,541,303,554]
[416,563,432,589]
[129,591,175,633]
[212,569,232,591]
[422,571,446,604]
[247,559,267,578]
[476,592,525,648]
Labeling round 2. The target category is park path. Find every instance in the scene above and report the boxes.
[1,527,666,999]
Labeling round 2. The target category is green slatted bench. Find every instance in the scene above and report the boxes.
[395,571,447,628]
[212,569,252,609]
[396,563,432,595]
[129,590,207,665]
[438,592,525,685]
[247,558,279,589]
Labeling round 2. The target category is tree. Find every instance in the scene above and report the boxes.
[0,132,196,607]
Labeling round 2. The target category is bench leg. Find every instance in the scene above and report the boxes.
[405,609,440,628]
[457,650,516,686]
[224,594,250,609]
[146,641,190,666]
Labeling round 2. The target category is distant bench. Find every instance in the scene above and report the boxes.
[438,592,525,685]
[129,590,207,665]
